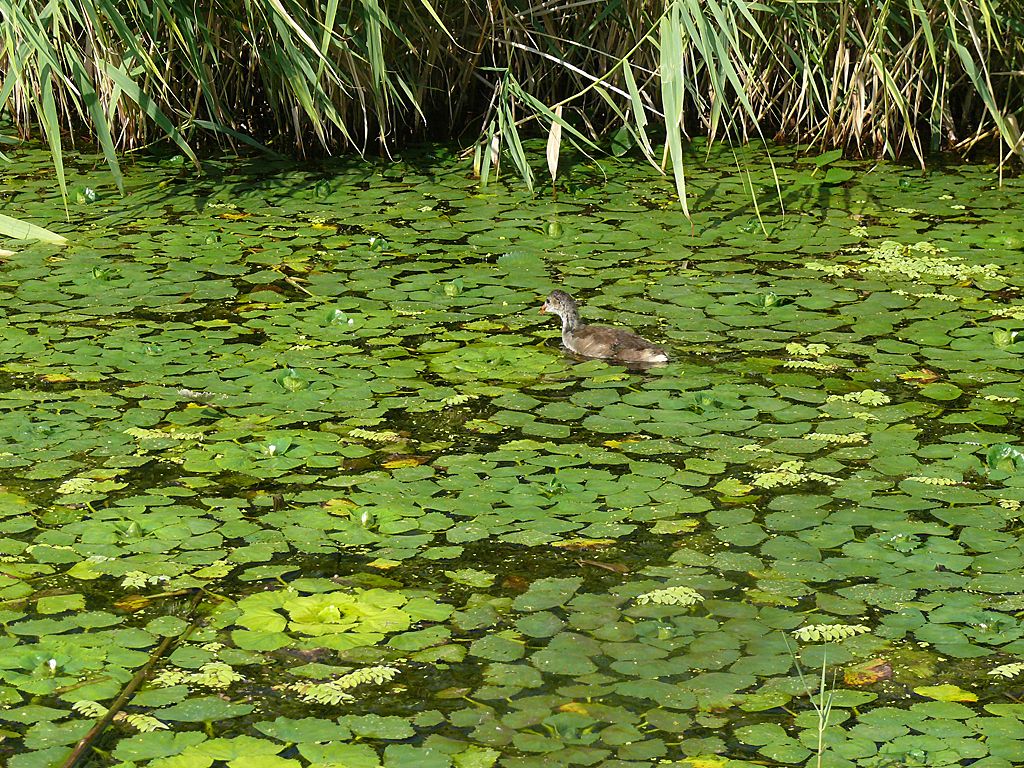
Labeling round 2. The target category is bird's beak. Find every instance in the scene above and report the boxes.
[539,302,548,314]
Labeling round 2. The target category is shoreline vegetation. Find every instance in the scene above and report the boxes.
[1,0,1022,210]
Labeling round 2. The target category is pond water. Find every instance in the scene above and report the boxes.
[2,142,1024,768]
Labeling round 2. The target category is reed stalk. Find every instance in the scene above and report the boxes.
[0,0,1019,209]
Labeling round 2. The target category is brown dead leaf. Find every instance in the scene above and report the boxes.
[382,456,429,469]
[844,658,893,686]
[898,368,940,385]
[115,595,158,612]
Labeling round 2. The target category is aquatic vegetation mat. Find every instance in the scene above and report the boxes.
[2,143,1024,767]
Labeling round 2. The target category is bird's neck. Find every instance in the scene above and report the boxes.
[560,309,579,334]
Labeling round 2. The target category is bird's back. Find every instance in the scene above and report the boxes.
[567,324,669,363]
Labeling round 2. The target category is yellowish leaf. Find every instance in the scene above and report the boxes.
[913,683,977,702]
[713,478,755,496]
[558,702,590,715]
[546,105,563,183]
[324,499,357,515]
[651,520,699,535]
[845,659,893,686]
[382,456,429,469]
[603,439,640,449]
[678,757,729,768]
[115,595,156,612]
[550,538,616,550]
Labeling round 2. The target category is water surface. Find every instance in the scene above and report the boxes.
[2,143,1024,767]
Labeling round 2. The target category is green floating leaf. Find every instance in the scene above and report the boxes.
[112,731,208,762]
[444,568,495,588]
[297,742,378,767]
[157,696,253,723]
[469,632,524,662]
[338,714,415,740]
[987,444,1024,474]
[431,344,562,383]
[822,167,856,185]
[225,755,300,768]
[813,149,844,167]
[194,735,284,761]
[919,382,963,401]
[511,577,583,612]
[254,717,346,743]
[739,691,793,712]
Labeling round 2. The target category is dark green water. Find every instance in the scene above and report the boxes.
[2,142,1024,767]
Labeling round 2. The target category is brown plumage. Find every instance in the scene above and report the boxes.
[539,290,669,364]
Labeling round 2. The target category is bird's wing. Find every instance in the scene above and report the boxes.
[569,326,666,362]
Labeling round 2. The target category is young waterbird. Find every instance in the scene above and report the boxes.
[539,290,669,364]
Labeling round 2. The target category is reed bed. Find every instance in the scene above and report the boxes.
[1,0,1021,203]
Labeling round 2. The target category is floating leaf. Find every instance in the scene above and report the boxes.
[844,658,893,686]
[713,478,754,496]
[822,167,856,185]
[919,382,963,401]
[913,684,978,702]
[993,329,1022,347]
[381,456,429,469]
[899,369,941,384]
[987,444,1024,474]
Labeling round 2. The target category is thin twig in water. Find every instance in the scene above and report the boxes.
[60,590,205,768]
